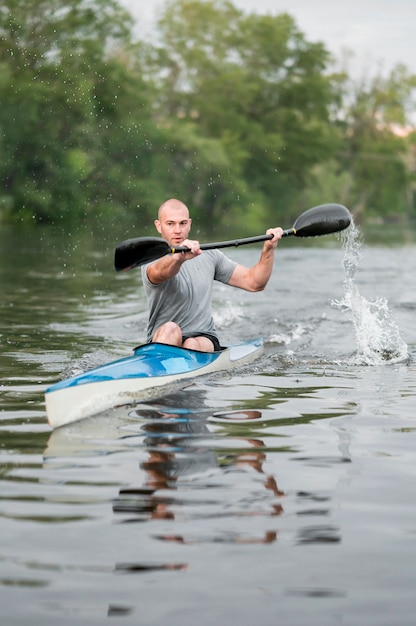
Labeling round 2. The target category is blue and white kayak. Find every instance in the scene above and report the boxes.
[45,338,263,429]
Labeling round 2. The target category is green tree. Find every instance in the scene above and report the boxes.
[329,62,416,222]
[4,0,414,231]
[0,0,137,222]
[143,0,339,230]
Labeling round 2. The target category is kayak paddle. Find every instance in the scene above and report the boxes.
[114,202,351,271]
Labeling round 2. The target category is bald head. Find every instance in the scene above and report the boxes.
[155,198,192,245]
[158,198,189,221]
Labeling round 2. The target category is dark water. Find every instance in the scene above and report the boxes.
[1,222,415,625]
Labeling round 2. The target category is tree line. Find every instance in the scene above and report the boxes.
[0,0,415,232]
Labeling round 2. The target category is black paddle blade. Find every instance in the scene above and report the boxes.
[291,203,351,237]
[115,237,172,271]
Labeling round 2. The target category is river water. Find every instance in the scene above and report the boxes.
[1,221,415,625]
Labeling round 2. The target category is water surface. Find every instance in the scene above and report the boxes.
[1,223,415,625]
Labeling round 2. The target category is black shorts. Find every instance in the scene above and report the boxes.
[182,332,222,351]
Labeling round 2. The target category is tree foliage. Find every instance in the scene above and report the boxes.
[327,62,416,220]
[145,0,339,226]
[0,0,415,229]
[0,0,147,221]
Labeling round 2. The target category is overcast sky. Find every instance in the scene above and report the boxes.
[120,0,416,76]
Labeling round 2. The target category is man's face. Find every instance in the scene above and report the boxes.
[155,206,192,246]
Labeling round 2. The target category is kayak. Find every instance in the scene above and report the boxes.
[45,338,263,429]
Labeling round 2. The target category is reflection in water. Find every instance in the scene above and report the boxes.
[112,400,285,547]
[44,380,345,561]
[107,605,134,617]
[209,409,262,422]
[115,562,188,573]
[42,381,345,621]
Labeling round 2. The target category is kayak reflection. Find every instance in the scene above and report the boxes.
[44,387,286,547]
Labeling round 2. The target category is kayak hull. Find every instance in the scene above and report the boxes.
[45,339,263,429]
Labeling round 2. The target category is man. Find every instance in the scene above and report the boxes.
[141,198,283,352]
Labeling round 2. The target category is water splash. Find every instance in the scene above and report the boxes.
[333,221,408,365]
[268,322,312,346]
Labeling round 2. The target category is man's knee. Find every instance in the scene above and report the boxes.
[152,321,182,345]
[183,336,215,352]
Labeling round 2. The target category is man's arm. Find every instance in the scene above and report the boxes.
[227,228,283,292]
[146,239,201,285]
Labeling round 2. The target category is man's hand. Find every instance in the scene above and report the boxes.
[180,239,202,259]
[263,227,284,250]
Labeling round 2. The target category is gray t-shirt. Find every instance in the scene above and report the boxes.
[141,250,237,342]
